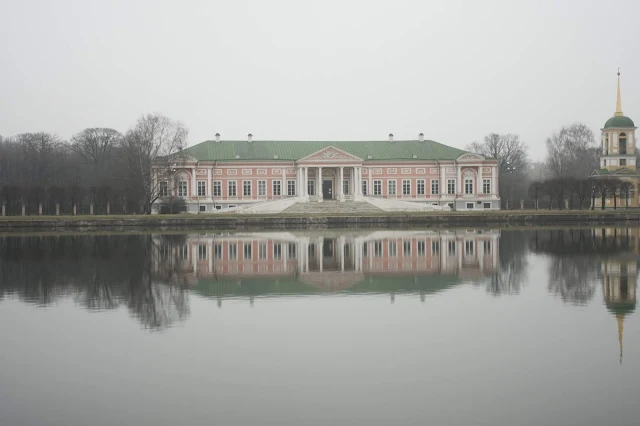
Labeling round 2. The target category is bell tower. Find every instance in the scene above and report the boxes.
[600,70,637,172]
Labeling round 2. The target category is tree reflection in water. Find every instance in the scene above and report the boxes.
[0,234,190,330]
[529,228,636,305]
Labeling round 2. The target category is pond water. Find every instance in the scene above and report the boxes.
[0,227,638,426]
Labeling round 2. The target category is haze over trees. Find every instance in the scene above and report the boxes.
[0,113,187,215]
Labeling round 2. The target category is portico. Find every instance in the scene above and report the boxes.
[297,147,364,202]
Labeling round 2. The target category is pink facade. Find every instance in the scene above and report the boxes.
[154,145,500,212]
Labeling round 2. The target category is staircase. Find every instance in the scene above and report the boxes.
[283,200,383,214]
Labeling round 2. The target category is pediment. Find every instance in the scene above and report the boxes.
[613,168,639,175]
[457,153,485,162]
[298,146,363,163]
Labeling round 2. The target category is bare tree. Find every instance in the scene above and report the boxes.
[620,181,633,209]
[545,123,599,179]
[120,113,188,214]
[528,181,542,210]
[71,128,122,169]
[467,133,530,178]
[573,179,591,209]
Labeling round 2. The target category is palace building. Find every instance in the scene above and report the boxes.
[152,229,500,301]
[591,71,639,207]
[153,133,500,214]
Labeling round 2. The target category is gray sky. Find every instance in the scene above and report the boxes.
[1,0,638,161]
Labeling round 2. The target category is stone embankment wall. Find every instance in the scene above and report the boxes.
[0,213,639,231]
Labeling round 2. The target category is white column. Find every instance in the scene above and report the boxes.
[283,241,288,272]
[208,240,213,274]
[478,165,483,195]
[478,238,484,272]
[317,167,323,202]
[339,166,344,202]
[318,239,323,271]
[207,168,212,198]
[304,167,309,201]
[191,168,197,198]
[353,167,360,200]
[492,167,497,196]
[440,165,446,200]
[282,168,287,197]
[457,166,462,196]
[296,167,302,198]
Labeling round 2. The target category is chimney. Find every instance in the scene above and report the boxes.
[418,133,424,142]
[388,133,394,142]
[215,133,220,143]
[248,133,253,143]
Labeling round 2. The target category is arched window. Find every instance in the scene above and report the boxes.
[620,132,627,154]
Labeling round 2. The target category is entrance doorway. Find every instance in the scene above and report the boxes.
[323,180,333,199]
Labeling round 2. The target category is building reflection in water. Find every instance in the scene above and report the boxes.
[596,228,637,364]
[152,230,501,303]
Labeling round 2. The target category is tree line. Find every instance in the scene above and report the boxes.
[0,113,187,215]
[466,123,635,209]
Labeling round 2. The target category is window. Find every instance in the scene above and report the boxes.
[464,179,473,194]
[273,180,281,196]
[466,202,474,209]
[273,243,282,259]
[403,240,411,256]
[362,243,368,257]
[389,241,397,257]
[448,241,456,256]
[179,245,188,260]
[447,179,456,195]
[484,202,491,209]
[160,245,169,261]
[287,180,296,196]
[483,179,491,194]
[428,179,437,195]
[259,243,267,260]
[432,240,440,255]
[288,243,296,259]
[228,181,237,197]
[483,240,491,255]
[229,243,237,260]
[198,244,207,260]
[362,181,368,195]
[197,181,206,196]
[417,241,426,257]
[159,181,168,197]
[402,179,411,195]
[258,180,266,196]
[308,180,315,196]
[213,181,221,197]
[373,180,382,196]
[388,180,396,196]
[214,243,222,259]
[620,159,627,166]
[243,243,252,260]
[374,241,382,257]
[308,244,315,258]
[178,180,188,197]
[343,179,349,195]
[465,241,474,256]
[243,181,251,197]
[199,205,206,212]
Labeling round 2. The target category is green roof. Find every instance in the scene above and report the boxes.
[192,274,462,299]
[181,139,470,162]
[604,115,635,128]
[606,301,636,316]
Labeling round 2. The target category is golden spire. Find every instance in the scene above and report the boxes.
[617,313,624,364]
[615,68,623,117]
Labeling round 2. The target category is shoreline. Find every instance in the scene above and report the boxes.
[1,210,639,230]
